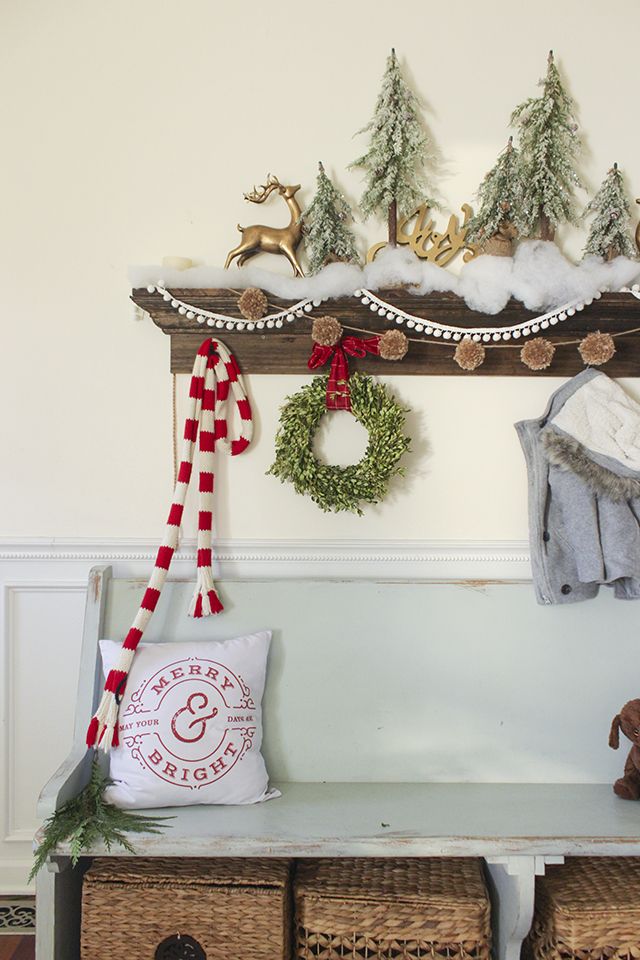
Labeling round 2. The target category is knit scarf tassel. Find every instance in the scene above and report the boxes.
[189,566,224,618]
[87,338,253,752]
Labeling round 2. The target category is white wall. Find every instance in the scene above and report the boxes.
[1,0,640,894]
[2,0,639,541]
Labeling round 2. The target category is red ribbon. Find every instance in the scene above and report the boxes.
[308,335,380,410]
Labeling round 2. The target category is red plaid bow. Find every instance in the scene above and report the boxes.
[308,335,381,410]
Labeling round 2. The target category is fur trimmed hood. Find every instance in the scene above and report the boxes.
[542,429,640,503]
[541,369,640,501]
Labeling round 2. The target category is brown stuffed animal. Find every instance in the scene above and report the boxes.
[609,699,640,799]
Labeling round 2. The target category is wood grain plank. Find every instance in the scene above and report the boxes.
[131,289,640,375]
[0,938,21,960]
[0,938,33,960]
[10,938,34,960]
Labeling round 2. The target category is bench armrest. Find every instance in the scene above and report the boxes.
[37,747,94,820]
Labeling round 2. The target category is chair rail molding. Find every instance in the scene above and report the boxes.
[0,537,531,582]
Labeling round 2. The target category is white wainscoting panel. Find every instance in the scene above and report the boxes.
[4,584,85,841]
[0,581,86,893]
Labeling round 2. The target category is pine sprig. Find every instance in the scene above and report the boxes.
[511,50,583,239]
[30,759,171,882]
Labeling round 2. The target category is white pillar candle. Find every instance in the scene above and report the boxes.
[162,256,193,271]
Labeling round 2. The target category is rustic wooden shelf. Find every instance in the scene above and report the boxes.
[131,288,640,375]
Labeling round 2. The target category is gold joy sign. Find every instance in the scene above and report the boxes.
[367,202,479,266]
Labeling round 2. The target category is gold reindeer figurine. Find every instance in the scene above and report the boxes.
[225,174,305,276]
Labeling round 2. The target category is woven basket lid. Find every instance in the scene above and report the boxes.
[295,859,490,943]
[538,857,640,915]
[85,857,290,889]
[296,858,488,906]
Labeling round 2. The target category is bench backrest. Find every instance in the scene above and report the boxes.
[76,570,632,783]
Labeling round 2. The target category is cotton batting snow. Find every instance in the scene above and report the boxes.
[129,241,640,316]
[511,241,600,312]
[363,245,458,294]
[128,261,364,302]
[458,254,513,314]
[458,242,640,315]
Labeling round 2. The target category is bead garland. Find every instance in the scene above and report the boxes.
[145,284,319,331]
[142,283,640,341]
[353,288,603,342]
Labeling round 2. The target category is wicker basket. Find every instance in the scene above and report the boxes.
[526,857,640,960]
[81,857,291,960]
[295,858,491,960]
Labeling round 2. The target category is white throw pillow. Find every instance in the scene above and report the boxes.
[99,631,278,809]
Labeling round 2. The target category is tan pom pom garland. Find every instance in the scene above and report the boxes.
[378,329,409,361]
[520,338,556,371]
[454,336,486,371]
[311,315,343,346]
[311,320,640,373]
[237,287,268,322]
[311,320,409,361]
[578,331,616,366]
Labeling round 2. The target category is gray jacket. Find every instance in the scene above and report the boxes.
[516,368,640,605]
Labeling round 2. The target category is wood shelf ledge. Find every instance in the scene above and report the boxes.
[131,288,640,376]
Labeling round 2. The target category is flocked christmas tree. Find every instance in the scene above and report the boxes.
[301,162,360,274]
[582,164,637,261]
[511,51,582,241]
[466,137,523,247]
[350,48,438,246]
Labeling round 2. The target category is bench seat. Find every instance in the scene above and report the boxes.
[53,781,640,859]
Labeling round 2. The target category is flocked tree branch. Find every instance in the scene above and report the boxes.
[350,49,439,246]
[582,163,637,261]
[466,137,523,246]
[301,163,360,274]
[511,50,583,241]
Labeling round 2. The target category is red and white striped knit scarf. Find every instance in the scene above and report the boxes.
[86,337,253,752]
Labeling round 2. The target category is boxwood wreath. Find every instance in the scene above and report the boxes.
[268,373,410,514]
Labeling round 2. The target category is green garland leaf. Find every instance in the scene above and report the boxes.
[267,374,410,515]
[30,759,171,881]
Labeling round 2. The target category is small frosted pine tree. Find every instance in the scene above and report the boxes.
[582,164,637,261]
[466,137,523,247]
[301,163,360,274]
[350,48,438,246]
[511,50,583,241]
